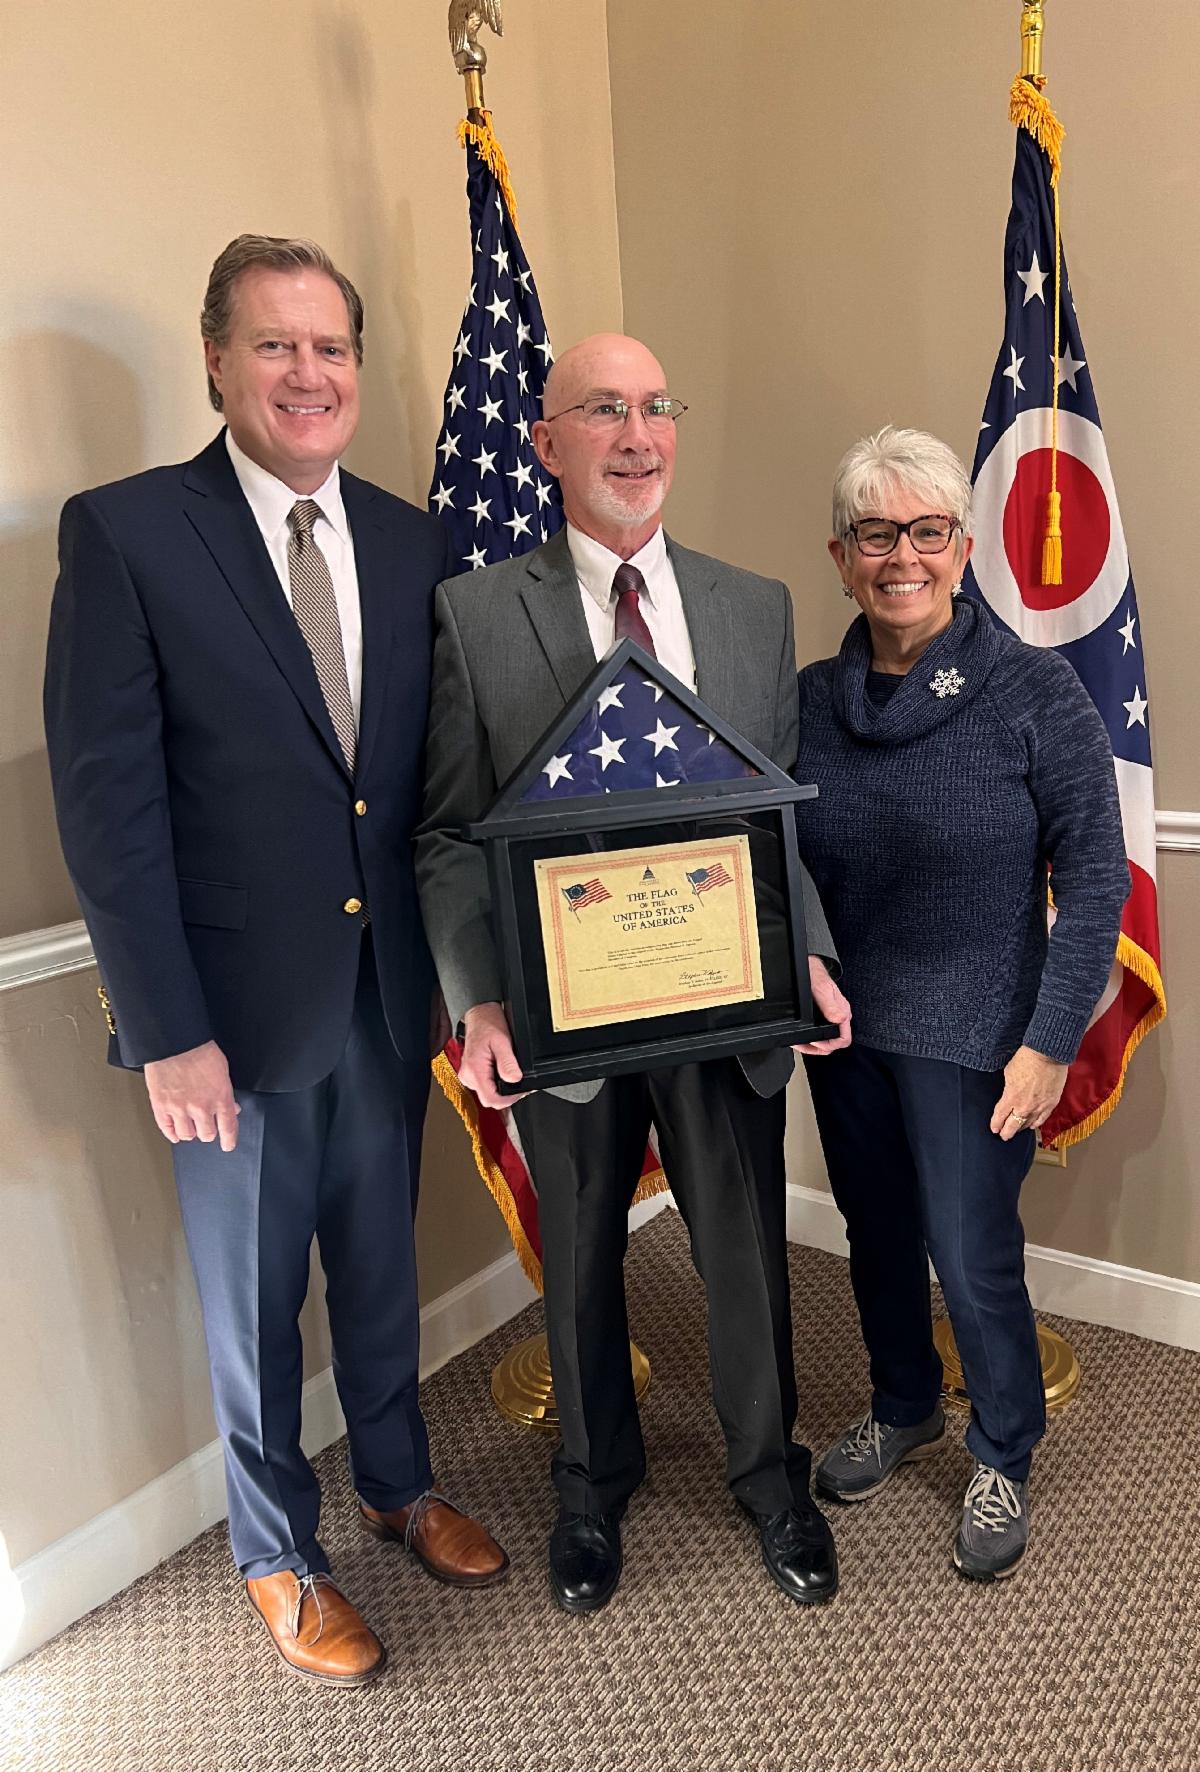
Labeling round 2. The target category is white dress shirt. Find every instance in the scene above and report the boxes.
[225,431,363,721]
[566,522,697,689]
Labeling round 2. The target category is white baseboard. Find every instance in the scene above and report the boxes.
[784,1180,1200,1352]
[2,1244,541,1672]
[2,1203,678,1672]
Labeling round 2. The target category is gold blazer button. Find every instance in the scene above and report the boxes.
[343,897,363,915]
[354,800,367,816]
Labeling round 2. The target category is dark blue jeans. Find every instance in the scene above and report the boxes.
[804,1043,1044,1481]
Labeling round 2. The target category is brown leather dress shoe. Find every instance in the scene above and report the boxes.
[245,1571,386,1686]
[360,1490,509,1587]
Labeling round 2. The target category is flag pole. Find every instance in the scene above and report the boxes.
[936,0,1081,1416]
[439,1,653,1430]
[1020,0,1045,82]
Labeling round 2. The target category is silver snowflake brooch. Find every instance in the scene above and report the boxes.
[928,666,966,699]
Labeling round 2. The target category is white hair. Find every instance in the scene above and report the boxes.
[831,426,973,540]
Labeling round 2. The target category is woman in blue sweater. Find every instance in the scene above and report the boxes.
[796,426,1129,1582]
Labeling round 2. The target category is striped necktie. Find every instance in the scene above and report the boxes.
[287,499,357,772]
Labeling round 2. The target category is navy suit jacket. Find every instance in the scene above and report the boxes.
[44,431,449,1091]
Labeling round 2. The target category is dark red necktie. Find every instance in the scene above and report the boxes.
[612,562,657,658]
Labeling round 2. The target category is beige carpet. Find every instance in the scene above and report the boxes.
[3,1211,1199,1772]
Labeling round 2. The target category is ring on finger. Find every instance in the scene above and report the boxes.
[1006,1110,1028,1126]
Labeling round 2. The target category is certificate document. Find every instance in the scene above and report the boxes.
[534,834,763,1032]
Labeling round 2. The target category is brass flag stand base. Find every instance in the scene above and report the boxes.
[934,1318,1080,1415]
[492,1333,651,1430]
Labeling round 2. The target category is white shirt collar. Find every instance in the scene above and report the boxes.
[566,522,668,613]
[225,430,348,544]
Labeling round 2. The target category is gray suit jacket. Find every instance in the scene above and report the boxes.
[414,528,835,1102]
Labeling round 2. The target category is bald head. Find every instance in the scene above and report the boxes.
[534,333,678,558]
[543,333,669,419]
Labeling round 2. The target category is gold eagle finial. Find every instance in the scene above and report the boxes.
[449,0,504,75]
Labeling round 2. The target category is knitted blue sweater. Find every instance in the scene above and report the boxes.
[795,598,1130,1071]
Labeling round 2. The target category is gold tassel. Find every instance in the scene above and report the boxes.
[457,112,520,233]
[1041,488,1063,585]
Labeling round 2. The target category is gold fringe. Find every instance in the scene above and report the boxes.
[431,1055,672,1290]
[1043,935,1167,1151]
[432,1052,544,1290]
[1009,75,1064,187]
[457,113,520,233]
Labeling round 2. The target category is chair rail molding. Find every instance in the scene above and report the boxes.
[1,808,1196,993]
[0,919,94,992]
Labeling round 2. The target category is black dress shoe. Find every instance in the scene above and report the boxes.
[749,1502,839,1605]
[548,1510,623,1614]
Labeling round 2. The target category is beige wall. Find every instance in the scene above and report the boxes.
[607,1,1198,1270]
[4,0,1198,1577]
[1,0,621,1564]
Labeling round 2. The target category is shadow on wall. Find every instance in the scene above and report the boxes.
[0,328,149,939]
[0,979,207,1567]
[320,9,440,501]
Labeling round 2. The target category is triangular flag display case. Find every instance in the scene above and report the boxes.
[465,639,837,1091]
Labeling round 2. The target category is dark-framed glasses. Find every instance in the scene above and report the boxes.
[845,515,960,557]
[545,396,689,430]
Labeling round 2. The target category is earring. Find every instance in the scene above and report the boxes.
[842,585,855,600]
[951,581,964,597]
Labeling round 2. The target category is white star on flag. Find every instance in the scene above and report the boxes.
[490,244,510,276]
[644,719,680,755]
[535,337,553,365]
[477,394,504,427]
[437,432,460,463]
[482,345,509,380]
[453,330,471,364]
[516,319,531,347]
[503,511,533,541]
[516,268,533,294]
[1123,686,1148,729]
[472,446,498,477]
[466,544,488,570]
[1017,252,1049,305]
[468,493,492,526]
[655,773,680,789]
[447,384,466,413]
[1118,610,1138,654]
[507,460,534,491]
[535,481,553,509]
[642,679,663,703]
[515,417,531,444]
[432,482,455,513]
[1003,346,1026,392]
[542,754,573,787]
[1053,347,1087,391]
[589,731,626,770]
[597,684,625,713]
[485,293,511,326]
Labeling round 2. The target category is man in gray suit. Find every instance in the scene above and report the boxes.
[416,333,851,1613]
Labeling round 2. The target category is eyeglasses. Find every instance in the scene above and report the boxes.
[844,515,960,557]
[544,396,689,430]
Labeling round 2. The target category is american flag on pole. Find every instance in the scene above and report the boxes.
[427,118,666,1286]
[563,879,612,914]
[962,81,1166,1150]
[686,864,732,895]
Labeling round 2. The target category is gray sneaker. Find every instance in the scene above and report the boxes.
[815,1407,946,1503]
[952,1463,1030,1581]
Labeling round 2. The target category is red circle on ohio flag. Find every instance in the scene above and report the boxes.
[1003,448,1110,611]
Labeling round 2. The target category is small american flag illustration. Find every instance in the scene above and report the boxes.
[686,864,732,895]
[562,879,612,914]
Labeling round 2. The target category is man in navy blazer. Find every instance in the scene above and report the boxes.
[44,235,507,1686]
